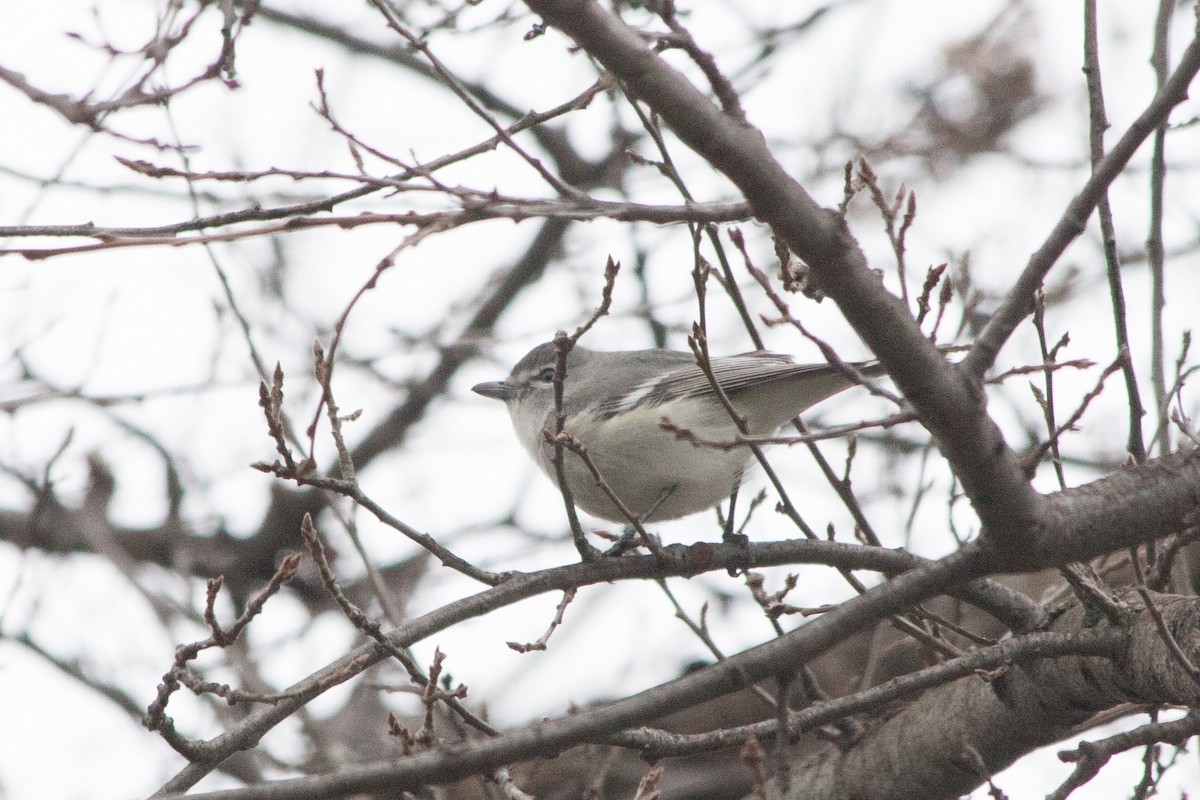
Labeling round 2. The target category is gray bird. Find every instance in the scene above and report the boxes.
[473,342,888,524]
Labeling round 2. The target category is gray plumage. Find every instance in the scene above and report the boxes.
[473,342,886,523]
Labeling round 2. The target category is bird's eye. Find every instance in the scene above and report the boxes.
[537,367,556,383]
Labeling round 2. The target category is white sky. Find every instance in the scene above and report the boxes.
[1,1,1199,798]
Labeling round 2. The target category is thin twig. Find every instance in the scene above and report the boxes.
[1082,0,1148,463]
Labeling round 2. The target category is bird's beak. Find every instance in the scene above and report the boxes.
[472,381,514,401]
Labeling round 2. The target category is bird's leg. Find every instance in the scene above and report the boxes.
[605,485,675,556]
[722,486,750,576]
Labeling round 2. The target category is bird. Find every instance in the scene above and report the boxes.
[472,341,889,525]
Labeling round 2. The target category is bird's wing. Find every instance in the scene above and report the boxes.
[657,352,810,398]
[593,352,866,418]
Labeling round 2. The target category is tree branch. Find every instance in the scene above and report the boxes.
[153,450,1200,796]
[789,591,1200,800]
[518,0,1044,555]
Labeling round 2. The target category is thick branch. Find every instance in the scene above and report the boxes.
[1031,449,1200,569]
[519,0,1043,553]
[789,591,1200,800]
[154,449,1200,796]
